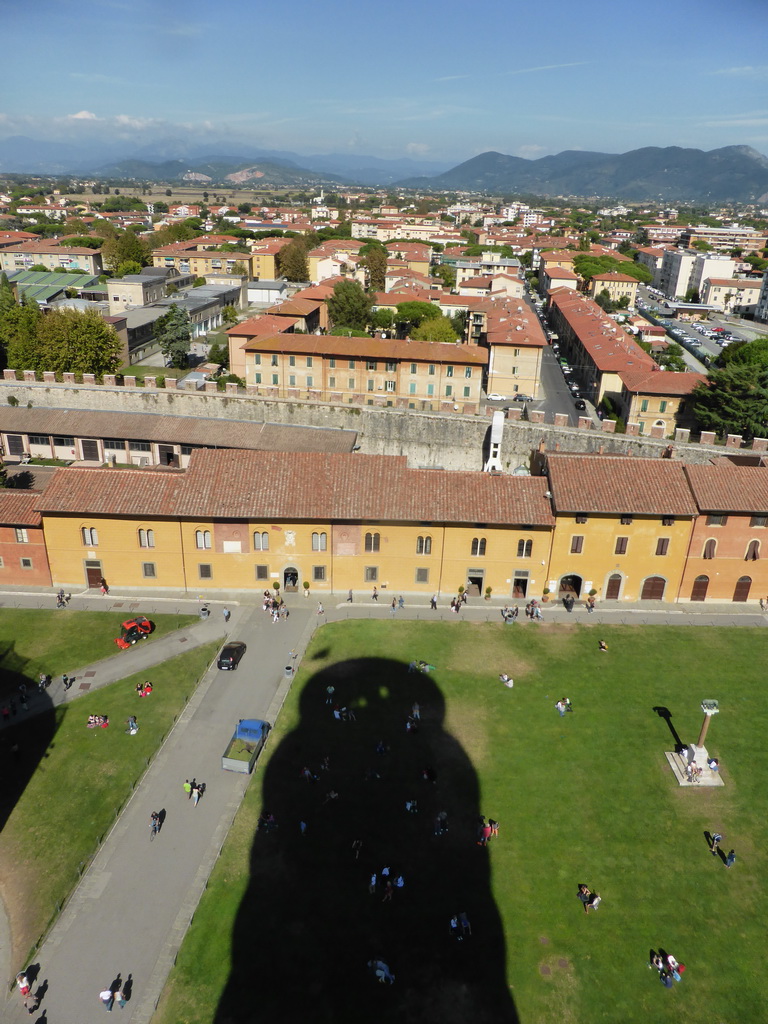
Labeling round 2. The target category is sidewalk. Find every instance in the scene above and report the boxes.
[0,586,764,1022]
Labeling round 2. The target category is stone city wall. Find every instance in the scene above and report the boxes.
[1,371,760,471]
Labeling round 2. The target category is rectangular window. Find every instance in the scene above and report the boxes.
[181,445,193,455]
[615,536,628,555]
[306,356,313,368]
[750,515,768,528]
[198,564,212,579]
[463,386,470,398]
[289,355,296,367]
[348,360,356,369]
[348,378,355,389]
[575,515,588,524]
[329,358,336,368]
[415,567,429,583]
[706,514,727,526]
[427,384,434,396]
[409,382,417,395]
[640,399,649,412]
[254,373,262,384]
[104,439,124,450]
[20,557,32,570]
[306,376,314,387]
[52,436,74,446]
[271,355,278,366]
[571,535,584,554]
[253,354,261,365]
[288,375,296,386]
[385,380,395,392]
[428,364,435,375]
[255,564,269,580]
[129,441,151,452]
[15,528,29,543]
[620,516,633,526]
[366,360,377,371]
[272,374,279,385]
[364,566,378,582]
[0,557,4,568]
[28,434,48,445]
[659,400,668,412]
[656,538,670,556]
[514,348,520,357]
[367,379,374,391]
[447,366,454,377]
[329,376,336,388]
[410,363,417,374]
[445,385,453,397]
[313,565,327,582]
[662,516,675,527]
[465,367,472,378]
[142,562,157,578]
[386,361,396,372]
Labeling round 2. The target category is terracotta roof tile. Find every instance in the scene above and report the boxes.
[684,463,768,513]
[244,335,488,365]
[0,491,43,526]
[547,454,698,516]
[37,468,184,517]
[618,370,707,395]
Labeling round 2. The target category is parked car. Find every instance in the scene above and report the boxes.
[486,393,509,402]
[217,641,247,670]
[114,616,154,649]
[513,393,534,402]
[574,399,587,410]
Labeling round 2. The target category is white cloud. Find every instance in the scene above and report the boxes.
[406,142,430,156]
[500,61,589,77]
[712,66,768,78]
[515,144,546,158]
[67,110,99,121]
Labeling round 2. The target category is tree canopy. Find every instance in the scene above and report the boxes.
[275,237,309,282]
[101,229,151,274]
[1,302,121,376]
[328,280,373,332]
[411,316,458,343]
[155,304,192,369]
[720,337,768,367]
[690,363,768,440]
[395,301,442,331]
[358,241,387,293]
[572,253,652,284]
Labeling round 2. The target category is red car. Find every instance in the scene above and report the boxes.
[114,616,154,649]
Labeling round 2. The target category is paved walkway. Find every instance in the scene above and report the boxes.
[0,587,765,1022]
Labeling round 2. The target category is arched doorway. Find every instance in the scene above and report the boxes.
[690,575,709,601]
[641,576,666,600]
[605,573,622,601]
[283,567,299,592]
[558,574,582,598]
[733,575,752,602]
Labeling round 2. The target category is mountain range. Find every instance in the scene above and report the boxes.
[1,136,767,201]
[396,145,768,202]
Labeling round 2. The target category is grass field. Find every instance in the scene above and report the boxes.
[155,620,768,1024]
[0,609,210,966]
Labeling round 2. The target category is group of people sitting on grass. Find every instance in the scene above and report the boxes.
[87,715,109,728]
[136,681,153,698]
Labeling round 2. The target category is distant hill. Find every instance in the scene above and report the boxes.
[92,156,349,187]
[397,145,768,202]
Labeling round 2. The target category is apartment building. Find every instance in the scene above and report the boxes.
[240,334,486,411]
[616,369,706,436]
[699,277,762,315]
[0,242,103,275]
[588,272,638,307]
[679,224,768,255]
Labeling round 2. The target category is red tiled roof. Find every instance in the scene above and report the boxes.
[36,469,184,517]
[226,314,298,342]
[684,463,768,513]
[546,454,698,516]
[549,291,656,374]
[591,272,637,283]
[618,369,706,395]
[175,450,555,524]
[0,491,43,526]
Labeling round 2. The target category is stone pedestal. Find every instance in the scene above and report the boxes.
[664,745,724,787]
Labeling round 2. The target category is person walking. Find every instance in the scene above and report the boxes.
[347,589,353,602]
[372,586,378,601]
[317,602,325,616]
[222,607,231,623]
[183,779,192,799]
[430,593,437,610]
[99,577,109,596]
[725,849,736,867]
[711,832,723,856]
[99,988,115,1011]
[390,598,397,617]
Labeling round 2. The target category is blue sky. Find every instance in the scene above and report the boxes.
[2,0,768,164]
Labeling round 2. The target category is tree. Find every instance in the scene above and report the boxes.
[658,342,687,373]
[101,230,151,274]
[0,272,15,319]
[116,260,143,278]
[450,310,467,338]
[1,299,44,370]
[37,307,122,376]
[690,363,768,440]
[276,237,309,282]
[328,280,372,332]
[371,309,394,332]
[721,337,768,367]
[155,304,192,369]
[395,301,441,332]
[359,241,387,293]
[431,264,456,289]
[411,316,458,343]
[230,261,248,277]
[222,305,239,326]
[595,289,615,313]
[207,338,230,368]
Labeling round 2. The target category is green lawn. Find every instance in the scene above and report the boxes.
[0,610,212,966]
[0,608,197,703]
[155,621,768,1024]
